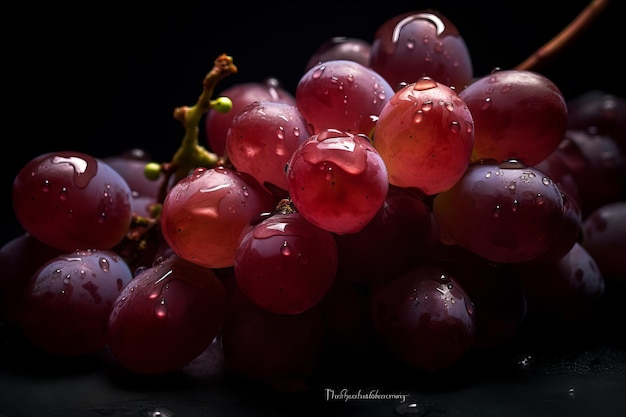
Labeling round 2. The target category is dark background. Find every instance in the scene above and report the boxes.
[2,0,622,239]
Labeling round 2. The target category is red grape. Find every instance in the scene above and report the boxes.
[234,211,338,315]
[369,262,476,373]
[205,79,296,156]
[224,100,312,196]
[369,10,473,91]
[107,254,228,375]
[286,129,389,234]
[459,69,568,166]
[12,151,133,251]
[295,59,394,136]
[19,249,133,356]
[432,160,566,263]
[160,166,277,268]
[373,77,474,195]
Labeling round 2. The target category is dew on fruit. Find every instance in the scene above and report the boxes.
[413,77,438,91]
[42,179,50,192]
[501,83,513,93]
[406,38,416,49]
[59,187,68,201]
[450,121,461,133]
[155,299,167,318]
[63,275,70,285]
[492,205,502,218]
[281,241,292,256]
[413,111,424,123]
[421,100,433,111]
[99,257,110,272]
[312,66,325,79]
[481,97,492,110]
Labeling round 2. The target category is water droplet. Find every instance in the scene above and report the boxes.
[59,187,68,201]
[507,182,516,191]
[99,257,110,272]
[330,76,339,84]
[281,241,292,256]
[42,180,50,192]
[481,97,492,110]
[293,126,301,137]
[492,205,502,218]
[512,199,519,212]
[413,111,424,124]
[535,193,545,205]
[155,299,167,318]
[485,171,492,178]
[347,73,354,83]
[312,66,325,79]
[276,126,285,139]
[98,212,106,224]
[501,83,513,93]
[53,268,62,278]
[444,101,454,112]
[542,177,553,186]
[413,77,438,91]
[449,121,460,133]
[63,274,71,285]
[406,38,416,50]
[421,100,433,111]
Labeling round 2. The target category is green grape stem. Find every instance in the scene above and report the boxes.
[157,53,238,204]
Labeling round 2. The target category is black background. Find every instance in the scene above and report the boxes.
[2,0,624,241]
[1,1,626,416]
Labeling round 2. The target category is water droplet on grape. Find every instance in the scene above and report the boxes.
[42,180,50,192]
[485,171,492,178]
[413,77,438,91]
[51,153,98,189]
[481,97,492,110]
[99,257,110,272]
[281,241,292,256]
[449,121,460,133]
[312,66,326,79]
[59,187,68,201]
[535,194,545,205]
[155,299,167,318]
[542,177,553,186]
[492,205,502,218]
[501,83,513,93]
[406,38,416,49]
[53,268,62,278]
[413,111,424,124]
[63,275,71,285]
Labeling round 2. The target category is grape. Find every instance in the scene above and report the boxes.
[234,211,338,315]
[304,36,371,71]
[334,185,431,286]
[220,285,326,391]
[19,249,132,356]
[581,201,626,282]
[518,242,605,326]
[286,129,389,234]
[369,262,476,373]
[0,233,64,326]
[567,89,626,151]
[160,166,278,269]
[12,151,133,251]
[103,149,164,218]
[459,69,568,166]
[107,254,228,375]
[432,160,565,263]
[373,77,474,195]
[369,10,473,91]
[224,100,312,197]
[295,59,394,136]
[547,129,626,217]
[205,79,296,156]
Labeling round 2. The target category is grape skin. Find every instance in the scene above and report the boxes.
[12,151,133,251]
[19,249,133,356]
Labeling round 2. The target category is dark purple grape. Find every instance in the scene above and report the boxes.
[581,201,626,282]
[304,36,372,71]
[220,285,326,391]
[369,262,476,373]
[107,254,228,375]
[12,151,133,251]
[19,249,133,356]
[0,233,64,326]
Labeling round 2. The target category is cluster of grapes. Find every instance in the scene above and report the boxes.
[2,6,625,393]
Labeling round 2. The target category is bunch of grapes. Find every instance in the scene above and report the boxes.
[2,1,625,394]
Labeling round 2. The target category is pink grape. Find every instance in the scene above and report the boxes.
[205,79,296,156]
[295,59,394,136]
[373,77,474,195]
[225,100,312,196]
[12,151,133,251]
[286,129,389,234]
[160,166,278,269]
